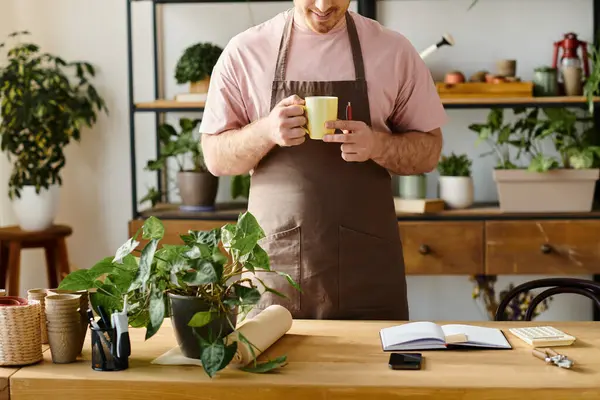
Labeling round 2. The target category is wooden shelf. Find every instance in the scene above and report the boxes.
[136,202,600,222]
[135,99,205,112]
[442,96,598,109]
[134,96,598,113]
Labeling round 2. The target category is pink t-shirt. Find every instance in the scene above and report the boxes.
[199,8,447,135]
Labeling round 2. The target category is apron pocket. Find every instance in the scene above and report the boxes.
[251,225,301,312]
[338,225,401,312]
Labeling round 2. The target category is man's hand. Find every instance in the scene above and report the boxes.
[265,95,307,147]
[322,120,382,162]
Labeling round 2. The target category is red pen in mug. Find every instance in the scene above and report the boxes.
[345,101,352,120]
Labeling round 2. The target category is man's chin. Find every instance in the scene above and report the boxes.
[307,16,340,33]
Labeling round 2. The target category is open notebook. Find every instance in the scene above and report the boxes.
[379,321,512,351]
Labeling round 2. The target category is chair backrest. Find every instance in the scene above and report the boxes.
[494,278,600,321]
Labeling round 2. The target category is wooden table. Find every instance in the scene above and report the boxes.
[0,366,16,400]
[5,321,600,399]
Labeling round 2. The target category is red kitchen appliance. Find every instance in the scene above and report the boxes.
[552,32,590,78]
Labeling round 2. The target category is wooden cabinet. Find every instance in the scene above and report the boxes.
[485,220,600,275]
[398,222,484,275]
[128,217,600,275]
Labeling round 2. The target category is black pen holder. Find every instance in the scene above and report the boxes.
[90,326,129,371]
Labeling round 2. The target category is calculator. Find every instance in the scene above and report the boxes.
[509,326,576,347]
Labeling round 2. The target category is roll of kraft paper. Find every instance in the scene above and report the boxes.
[226,304,293,366]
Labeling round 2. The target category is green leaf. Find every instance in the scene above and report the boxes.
[129,238,159,290]
[188,311,216,328]
[106,255,138,293]
[569,152,594,169]
[158,123,177,144]
[88,257,117,279]
[277,271,302,292]
[143,216,165,240]
[237,212,264,238]
[57,269,93,291]
[113,237,140,263]
[220,224,237,250]
[200,340,225,378]
[498,126,512,144]
[247,245,270,271]
[146,284,165,340]
[212,246,228,264]
[254,277,287,299]
[233,284,261,306]
[183,260,222,285]
[240,355,288,373]
[90,284,122,315]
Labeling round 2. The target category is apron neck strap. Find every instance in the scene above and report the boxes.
[275,10,366,81]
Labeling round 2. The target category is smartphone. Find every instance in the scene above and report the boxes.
[388,353,423,370]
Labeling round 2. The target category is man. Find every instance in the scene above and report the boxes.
[200,0,447,321]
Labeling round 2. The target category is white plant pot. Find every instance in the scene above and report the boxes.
[11,184,60,231]
[439,176,474,209]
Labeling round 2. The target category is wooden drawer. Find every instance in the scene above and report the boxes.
[485,220,600,274]
[398,221,484,274]
[128,219,232,249]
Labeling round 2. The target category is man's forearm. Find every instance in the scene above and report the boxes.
[371,129,443,175]
[201,119,274,176]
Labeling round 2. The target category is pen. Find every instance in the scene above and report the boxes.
[345,101,352,120]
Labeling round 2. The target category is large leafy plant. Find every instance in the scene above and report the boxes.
[469,108,600,172]
[468,108,517,169]
[175,42,223,84]
[141,117,208,206]
[437,152,472,177]
[0,31,108,199]
[59,211,300,377]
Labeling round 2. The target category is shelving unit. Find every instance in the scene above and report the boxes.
[126,0,600,320]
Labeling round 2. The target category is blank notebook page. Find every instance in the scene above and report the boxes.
[441,324,511,348]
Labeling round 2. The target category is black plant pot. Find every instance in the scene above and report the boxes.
[168,292,237,360]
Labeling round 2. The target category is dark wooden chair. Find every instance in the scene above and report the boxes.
[0,225,72,296]
[494,277,600,321]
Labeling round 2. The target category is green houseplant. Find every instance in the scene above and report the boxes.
[231,174,251,200]
[58,211,300,377]
[437,152,474,209]
[175,42,223,94]
[141,117,218,210]
[0,31,108,230]
[469,107,600,212]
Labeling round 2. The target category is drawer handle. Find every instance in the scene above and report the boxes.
[540,244,552,254]
[419,244,430,255]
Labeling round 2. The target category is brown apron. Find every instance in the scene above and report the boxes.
[245,11,409,321]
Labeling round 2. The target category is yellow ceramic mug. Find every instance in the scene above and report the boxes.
[303,96,338,140]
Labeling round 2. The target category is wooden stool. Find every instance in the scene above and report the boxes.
[0,225,72,296]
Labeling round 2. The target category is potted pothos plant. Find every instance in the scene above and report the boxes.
[437,152,474,209]
[469,107,600,212]
[0,31,108,231]
[174,42,223,94]
[59,211,300,377]
[141,117,218,210]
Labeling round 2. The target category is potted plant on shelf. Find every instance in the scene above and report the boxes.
[174,42,223,95]
[437,152,474,209]
[58,211,300,377]
[469,107,600,212]
[0,31,108,231]
[141,117,218,211]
